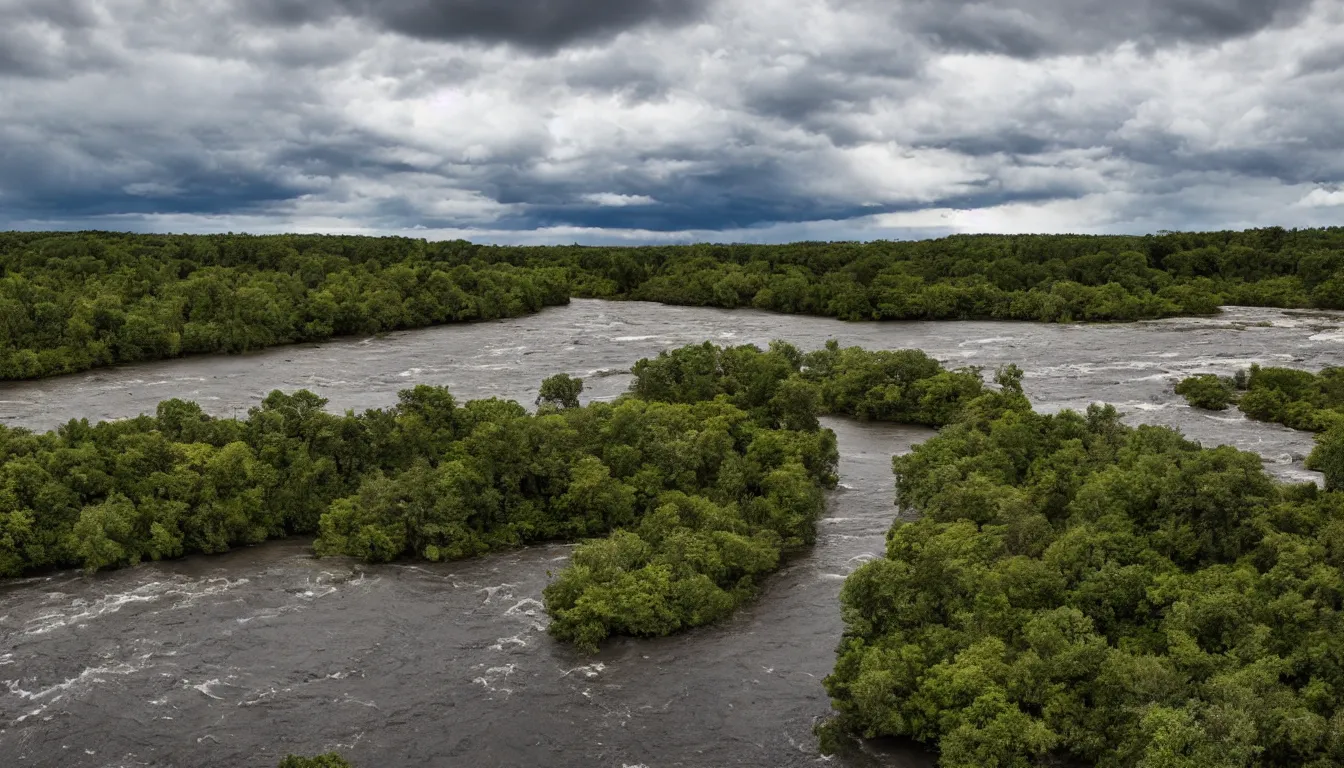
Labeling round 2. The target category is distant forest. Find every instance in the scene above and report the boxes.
[1,227,1343,380]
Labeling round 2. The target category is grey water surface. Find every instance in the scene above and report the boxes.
[1,299,1341,768]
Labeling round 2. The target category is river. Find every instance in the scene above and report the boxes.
[1,299,1341,767]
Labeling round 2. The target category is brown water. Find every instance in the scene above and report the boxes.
[1,300,1341,768]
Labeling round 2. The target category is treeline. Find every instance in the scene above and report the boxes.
[823,384,1344,767]
[0,231,568,379]
[1176,365,1344,492]
[465,225,1344,320]
[4,227,1344,379]
[0,342,986,650]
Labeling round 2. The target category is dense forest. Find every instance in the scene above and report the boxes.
[2,226,1344,379]
[0,341,986,650]
[1176,366,1344,491]
[822,381,1344,766]
[0,231,569,379]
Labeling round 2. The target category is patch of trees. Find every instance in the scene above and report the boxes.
[823,384,1344,767]
[4,227,1344,379]
[628,340,992,427]
[1174,373,1240,411]
[0,342,985,650]
[1176,366,1344,490]
[541,343,990,649]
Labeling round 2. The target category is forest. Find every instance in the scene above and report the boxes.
[2,226,1344,379]
[822,380,1344,767]
[1176,365,1344,491]
[0,341,985,651]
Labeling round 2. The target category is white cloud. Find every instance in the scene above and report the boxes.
[1296,188,1344,208]
[581,193,658,206]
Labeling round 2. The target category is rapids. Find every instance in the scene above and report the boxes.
[2,299,1340,767]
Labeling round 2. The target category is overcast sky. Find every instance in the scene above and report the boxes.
[3,0,1343,243]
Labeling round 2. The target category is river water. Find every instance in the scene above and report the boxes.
[1,300,1341,768]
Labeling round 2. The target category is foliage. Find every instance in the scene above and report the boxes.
[0,232,568,380]
[824,389,1344,767]
[1314,426,1344,492]
[536,373,584,410]
[628,339,987,428]
[1178,365,1344,489]
[1233,365,1344,434]
[1174,374,1238,410]
[0,341,984,650]
[278,754,352,768]
[3,227,1344,379]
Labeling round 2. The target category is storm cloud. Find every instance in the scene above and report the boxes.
[1,0,1342,241]
[895,0,1316,58]
[252,0,712,49]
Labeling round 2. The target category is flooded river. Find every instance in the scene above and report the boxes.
[1,300,1341,767]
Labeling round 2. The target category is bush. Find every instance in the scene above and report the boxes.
[1174,374,1237,410]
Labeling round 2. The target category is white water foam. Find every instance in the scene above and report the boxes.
[503,598,544,617]
[473,663,518,697]
[490,635,529,651]
[561,663,605,679]
[191,679,225,700]
[478,584,518,604]
[489,346,528,356]
[22,577,251,636]
[957,336,1016,347]
[5,662,143,723]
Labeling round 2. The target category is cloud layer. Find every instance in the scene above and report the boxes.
[2,0,1342,242]
[252,0,710,49]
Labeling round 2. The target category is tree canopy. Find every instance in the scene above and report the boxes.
[0,341,985,651]
[1176,365,1344,490]
[3,227,1344,379]
[824,384,1344,767]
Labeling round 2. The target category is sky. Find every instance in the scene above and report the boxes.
[2,0,1343,244]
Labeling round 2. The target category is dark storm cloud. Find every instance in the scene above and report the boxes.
[893,0,1315,58]
[739,51,922,125]
[1,0,1340,238]
[253,0,711,49]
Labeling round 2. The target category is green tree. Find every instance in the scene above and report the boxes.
[1175,375,1237,410]
[536,373,584,410]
